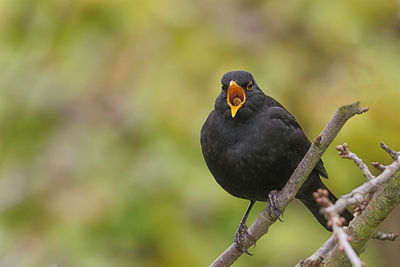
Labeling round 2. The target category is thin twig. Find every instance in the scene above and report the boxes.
[371,162,385,172]
[336,143,374,180]
[332,224,362,267]
[380,142,400,160]
[313,189,363,267]
[295,235,335,267]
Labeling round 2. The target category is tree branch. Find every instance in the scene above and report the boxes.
[322,144,400,266]
[296,235,335,267]
[322,143,400,217]
[313,188,363,267]
[298,143,400,266]
[209,102,368,267]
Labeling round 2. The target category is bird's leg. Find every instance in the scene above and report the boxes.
[234,200,256,255]
[267,190,283,222]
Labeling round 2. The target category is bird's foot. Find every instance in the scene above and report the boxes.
[234,221,256,255]
[267,190,283,221]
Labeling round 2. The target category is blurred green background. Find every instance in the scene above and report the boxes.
[0,0,399,266]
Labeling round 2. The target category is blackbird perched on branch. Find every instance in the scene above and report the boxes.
[200,71,353,254]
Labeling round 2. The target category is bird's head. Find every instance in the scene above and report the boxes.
[219,71,265,119]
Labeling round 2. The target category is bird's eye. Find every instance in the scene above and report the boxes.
[246,81,253,90]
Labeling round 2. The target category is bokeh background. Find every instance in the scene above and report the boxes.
[0,0,399,266]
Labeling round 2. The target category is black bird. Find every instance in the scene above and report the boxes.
[200,71,353,253]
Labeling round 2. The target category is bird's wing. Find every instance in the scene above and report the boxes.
[315,159,328,178]
[268,106,328,179]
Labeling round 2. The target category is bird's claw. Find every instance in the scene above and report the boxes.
[234,221,256,255]
[267,190,283,221]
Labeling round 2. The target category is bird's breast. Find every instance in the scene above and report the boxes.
[201,117,286,201]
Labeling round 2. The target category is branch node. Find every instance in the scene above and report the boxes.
[371,161,386,172]
[353,193,373,216]
[372,231,399,241]
[336,143,350,158]
[313,135,322,146]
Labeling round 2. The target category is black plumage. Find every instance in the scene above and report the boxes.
[200,71,352,252]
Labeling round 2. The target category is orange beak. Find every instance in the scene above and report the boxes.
[227,80,246,118]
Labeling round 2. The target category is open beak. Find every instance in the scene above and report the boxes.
[227,80,246,118]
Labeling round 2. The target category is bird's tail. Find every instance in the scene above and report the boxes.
[298,176,353,231]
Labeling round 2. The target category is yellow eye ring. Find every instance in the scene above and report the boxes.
[247,81,253,90]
